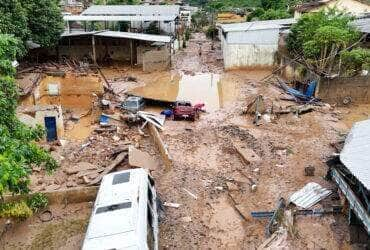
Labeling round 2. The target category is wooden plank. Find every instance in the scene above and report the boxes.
[88,152,128,186]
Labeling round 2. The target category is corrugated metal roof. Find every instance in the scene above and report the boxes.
[61,31,100,37]
[64,14,177,22]
[61,30,172,43]
[289,182,332,209]
[221,18,296,33]
[82,5,180,16]
[340,118,370,190]
[95,31,172,43]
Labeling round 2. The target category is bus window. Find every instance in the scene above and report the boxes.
[96,202,132,214]
[112,172,130,185]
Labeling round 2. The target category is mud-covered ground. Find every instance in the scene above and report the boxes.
[154,33,351,249]
[4,33,358,249]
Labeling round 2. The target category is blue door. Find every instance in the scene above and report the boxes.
[44,116,57,141]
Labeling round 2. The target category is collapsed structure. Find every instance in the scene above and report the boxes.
[17,72,104,141]
[328,119,370,243]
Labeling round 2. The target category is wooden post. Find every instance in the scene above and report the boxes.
[130,39,133,68]
[169,43,172,68]
[92,35,97,65]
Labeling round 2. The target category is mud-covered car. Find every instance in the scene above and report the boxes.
[172,101,199,121]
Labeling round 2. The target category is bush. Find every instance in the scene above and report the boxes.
[340,48,370,76]
[0,201,33,219]
[27,193,48,213]
[0,193,48,220]
[206,25,217,40]
[259,9,291,20]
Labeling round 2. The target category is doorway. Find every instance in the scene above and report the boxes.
[44,116,57,141]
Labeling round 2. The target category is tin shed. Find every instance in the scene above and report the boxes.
[220,19,295,69]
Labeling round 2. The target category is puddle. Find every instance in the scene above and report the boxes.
[129,73,239,112]
[64,115,97,141]
[37,74,104,110]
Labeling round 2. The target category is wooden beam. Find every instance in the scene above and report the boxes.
[92,35,97,65]
[130,39,133,68]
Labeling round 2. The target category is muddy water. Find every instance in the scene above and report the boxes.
[38,74,103,110]
[129,72,240,112]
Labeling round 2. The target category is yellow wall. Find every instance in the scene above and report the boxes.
[295,0,370,18]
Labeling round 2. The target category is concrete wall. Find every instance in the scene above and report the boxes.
[222,32,278,69]
[279,55,320,82]
[4,186,98,205]
[137,46,152,65]
[34,105,65,139]
[142,48,170,72]
[317,76,370,104]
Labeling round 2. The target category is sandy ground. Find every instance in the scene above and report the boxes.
[4,32,361,249]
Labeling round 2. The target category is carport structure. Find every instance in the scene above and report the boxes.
[60,31,173,70]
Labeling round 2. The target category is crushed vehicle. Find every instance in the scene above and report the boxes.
[172,101,200,121]
[82,168,159,250]
[121,96,145,113]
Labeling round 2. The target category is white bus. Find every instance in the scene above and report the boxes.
[82,168,159,250]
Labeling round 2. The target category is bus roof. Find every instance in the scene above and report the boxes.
[83,168,150,250]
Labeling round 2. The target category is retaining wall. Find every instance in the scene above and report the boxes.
[317,76,370,105]
[3,186,98,205]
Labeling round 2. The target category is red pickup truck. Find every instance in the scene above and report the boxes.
[172,101,199,121]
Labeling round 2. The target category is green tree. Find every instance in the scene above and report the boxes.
[340,48,370,76]
[287,10,360,73]
[0,0,29,43]
[0,0,63,48]
[21,0,64,48]
[259,8,291,20]
[0,34,58,196]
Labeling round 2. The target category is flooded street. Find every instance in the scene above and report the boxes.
[129,72,240,111]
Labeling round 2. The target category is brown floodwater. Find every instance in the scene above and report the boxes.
[129,72,240,112]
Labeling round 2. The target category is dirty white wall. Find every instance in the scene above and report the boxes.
[221,28,279,69]
[35,105,65,139]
